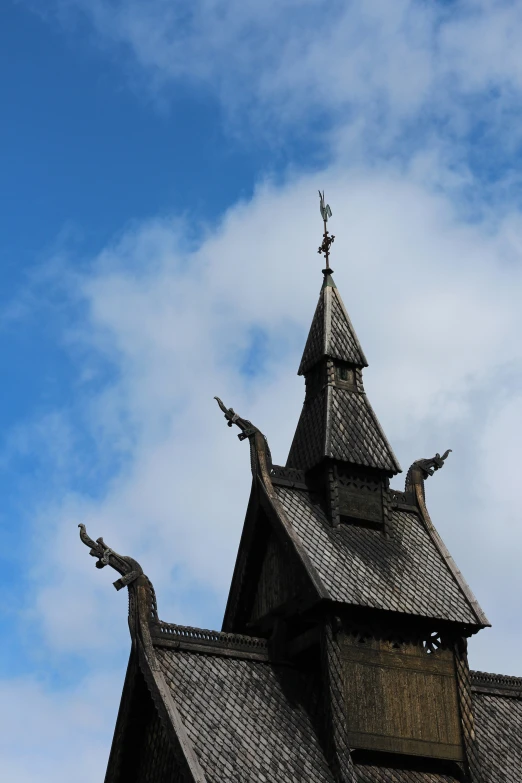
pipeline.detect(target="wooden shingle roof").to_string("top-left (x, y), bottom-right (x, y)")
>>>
top-left (471, 671), bottom-right (522, 782)
top-left (298, 274), bottom-right (368, 374)
top-left (101, 619), bottom-right (521, 783)
top-left (273, 484), bottom-right (483, 625)
top-left (287, 384), bottom-right (401, 473)
top-left (156, 645), bottom-right (335, 783)
top-left (288, 271), bottom-right (401, 475)
top-left (354, 766), bottom-right (460, 782)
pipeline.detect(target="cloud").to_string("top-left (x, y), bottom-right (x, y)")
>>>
top-left (0, 671), bottom-right (120, 783)
top-left (47, 0), bottom-right (522, 160)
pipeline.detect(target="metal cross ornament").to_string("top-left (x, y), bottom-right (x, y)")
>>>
top-left (318, 190), bottom-right (335, 269)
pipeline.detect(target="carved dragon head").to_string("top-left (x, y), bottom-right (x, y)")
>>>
top-left (414, 449), bottom-right (452, 480)
top-left (78, 523), bottom-right (144, 591)
top-left (403, 449), bottom-right (452, 505)
top-left (214, 396), bottom-right (272, 474)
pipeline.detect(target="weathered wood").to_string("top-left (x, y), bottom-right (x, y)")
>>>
top-left (251, 530), bottom-right (303, 622)
top-left (105, 651), bottom-right (195, 783)
top-left (342, 632), bottom-right (463, 762)
top-left (455, 639), bottom-right (484, 783)
top-left (104, 652), bottom-right (139, 783)
top-left (338, 485), bottom-right (383, 525)
top-left (321, 620), bottom-right (357, 783)
top-left (138, 643), bottom-right (208, 783)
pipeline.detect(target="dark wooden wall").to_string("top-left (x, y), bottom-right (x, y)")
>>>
top-left (250, 530), bottom-right (303, 623)
top-left (341, 632), bottom-right (463, 762)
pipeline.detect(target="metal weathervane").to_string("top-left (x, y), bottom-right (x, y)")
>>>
top-left (318, 190), bottom-right (335, 270)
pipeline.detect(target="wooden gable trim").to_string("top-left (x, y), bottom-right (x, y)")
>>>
top-left (104, 648), bottom-right (140, 783)
top-left (222, 457), bottom-right (330, 634)
top-left (103, 642), bottom-right (205, 783)
top-left (415, 484), bottom-right (489, 628)
top-left (258, 479), bottom-right (329, 602)
top-left (221, 478), bottom-right (267, 633)
top-left (255, 430), bottom-right (330, 602)
top-left (133, 577), bottom-right (208, 783)
top-left (136, 640), bottom-right (208, 783)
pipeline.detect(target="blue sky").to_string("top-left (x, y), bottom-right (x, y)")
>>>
top-left (3, 0), bottom-right (522, 779)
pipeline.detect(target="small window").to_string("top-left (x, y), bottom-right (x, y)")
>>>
top-left (337, 365), bottom-right (354, 384)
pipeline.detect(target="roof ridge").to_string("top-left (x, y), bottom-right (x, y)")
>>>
top-left (329, 285), bottom-right (368, 367)
top-left (471, 669), bottom-right (522, 693)
top-left (152, 621), bottom-right (269, 659)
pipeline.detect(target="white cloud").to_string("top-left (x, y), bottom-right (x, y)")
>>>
top-left (49, 0), bottom-right (522, 154)
top-left (0, 671), bottom-right (120, 783)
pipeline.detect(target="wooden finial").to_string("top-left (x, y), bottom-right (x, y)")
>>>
top-left (318, 190), bottom-right (335, 272)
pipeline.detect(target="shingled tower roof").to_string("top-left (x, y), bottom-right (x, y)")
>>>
top-left (287, 268), bottom-right (401, 475)
top-left (298, 271), bottom-right (368, 374)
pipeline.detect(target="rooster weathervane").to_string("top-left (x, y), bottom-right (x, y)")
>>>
top-left (318, 190), bottom-right (335, 270)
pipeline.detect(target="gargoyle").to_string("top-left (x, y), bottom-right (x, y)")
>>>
top-left (78, 523), bottom-right (144, 591)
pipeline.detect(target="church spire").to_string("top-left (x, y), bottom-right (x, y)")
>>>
top-left (287, 194), bottom-right (400, 478)
top-left (299, 192), bottom-right (368, 374)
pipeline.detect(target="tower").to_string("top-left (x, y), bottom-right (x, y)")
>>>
top-left (79, 196), bottom-right (521, 783)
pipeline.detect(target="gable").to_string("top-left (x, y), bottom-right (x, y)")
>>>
top-left (222, 479), bottom-right (324, 633)
top-left (250, 526), bottom-right (307, 624)
top-left (106, 653), bottom-right (190, 783)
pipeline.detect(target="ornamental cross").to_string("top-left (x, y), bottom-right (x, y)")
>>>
top-left (318, 190), bottom-right (335, 269)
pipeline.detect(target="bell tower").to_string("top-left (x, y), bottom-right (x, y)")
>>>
top-left (286, 263), bottom-right (400, 531)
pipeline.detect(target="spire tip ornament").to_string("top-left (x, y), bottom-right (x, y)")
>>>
top-left (318, 190), bottom-right (335, 272)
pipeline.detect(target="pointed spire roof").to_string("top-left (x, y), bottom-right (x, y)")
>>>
top-left (298, 271), bottom-right (368, 374)
top-left (288, 269), bottom-right (401, 475)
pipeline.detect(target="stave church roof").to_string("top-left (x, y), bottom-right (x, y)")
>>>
top-left (100, 619), bottom-right (522, 783)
